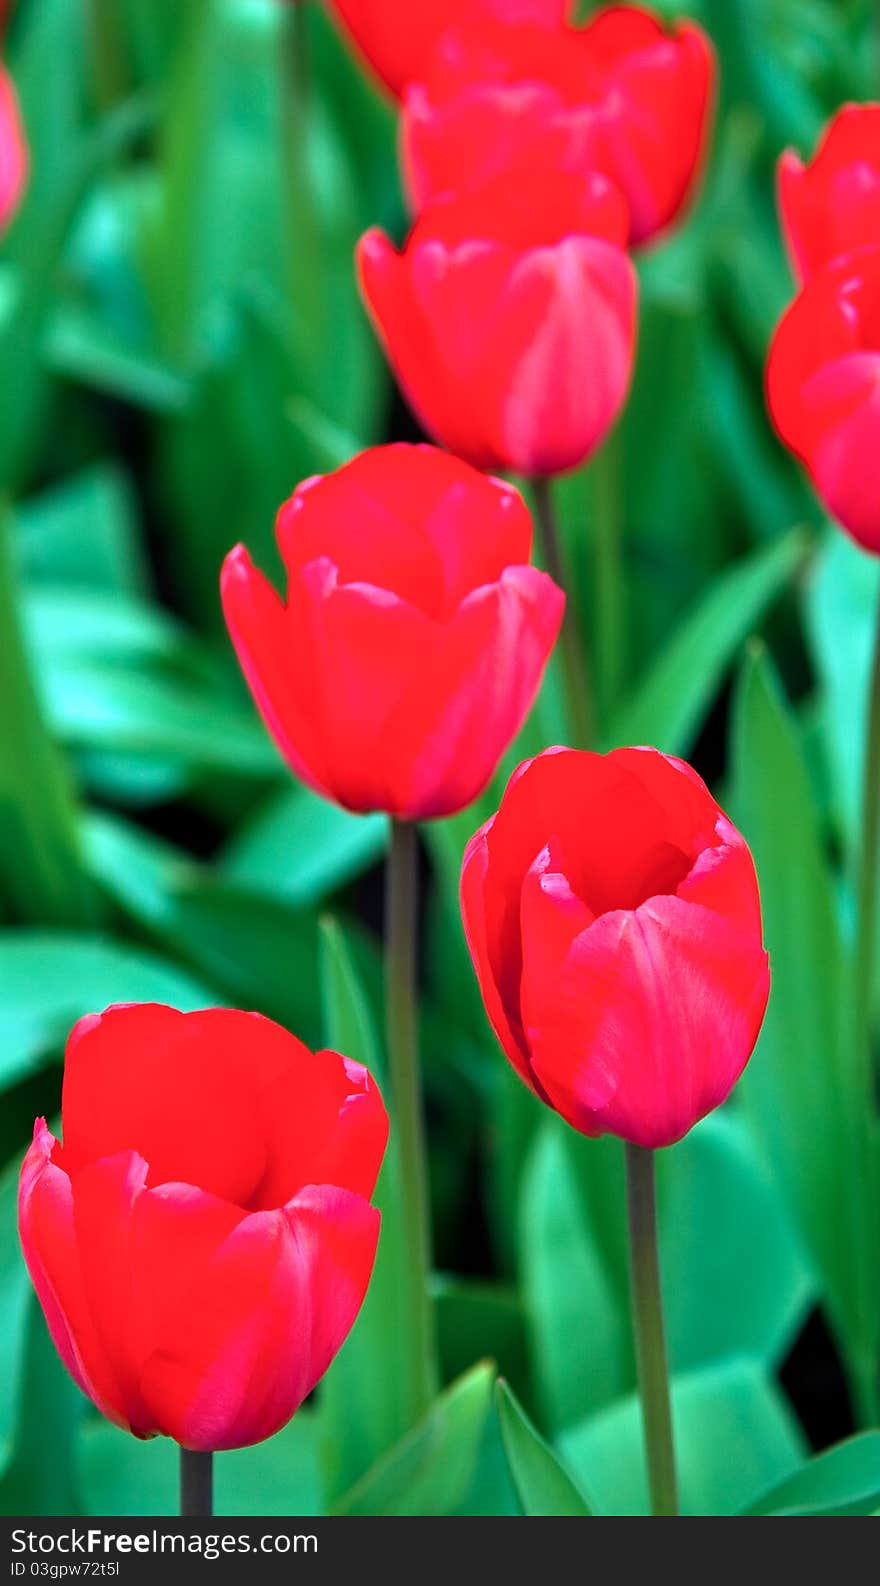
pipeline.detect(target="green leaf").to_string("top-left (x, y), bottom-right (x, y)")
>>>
top-left (520, 1120), bottom-right (631, 1431)
top-left (496, 1381), bottom-right (593, 1517)
top-left (87, 814), bottom-right (323, 1045)
top-left (658, 1112), bottom-right (815, 1373)
top-left (746, 1433), bottom-right (880, 1517)
top-left (0, 932), bottom-right (217, 1089)
top-left (316, 919), bottom-right (411, 1500)
top-left (804, 529), bottom-right (880, 851)
top-left (332, 1364), bottom-right (496, 1517)
top-left (521, 1110), bottom-right (814, 1438)
top-left (0, 1158), bottom-right (32, 1475)
top-left (731, 646), bottom-right (878, 1401)
top-left (435, 1278), bottom-right (529, 1392)
top-left (0, 1297), bottom-right (83, 1516)
top-left (608, 530), bottom-right (805, 757)
top-left (0, 510), bottom-right (99, 927)
top-left (80, 1411), bottom-right (321, 1518)
top-left (223, 784), bottom-right (387, 910)
top-left (561, 1357), bottom-right (805, 1517)
top-left (15, 464), bottom-right (149, 594)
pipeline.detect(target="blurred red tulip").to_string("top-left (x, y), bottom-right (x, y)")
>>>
top-left (19, 1005), bottom-right (388, 1451)
top-left (222, 445), bottom-right (564, 818)
top-left (324, 0), bottom-right (570, 99)
top-left (0, 64), bottom-right (26, 232)
top-left (460, 746), bottom-right (769, 1149)
top-left (357, 170), bottom-right (636, 476)
top-left (778, 104), bottom-right (880, 283)
top-left (767, 245), bottom-right (880, 553)
top-left (402, 5), bottom-right (715, 244)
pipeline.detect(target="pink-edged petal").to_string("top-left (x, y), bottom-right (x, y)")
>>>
top-left (525, 895), bottom-right (770, 1148)
top-left (384, 565), bottom-right (564, 818)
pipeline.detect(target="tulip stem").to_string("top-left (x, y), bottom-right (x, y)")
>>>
top-left (625, 1144), bottom-right (678, 1517)
top-left (592, 435), bottom-right (625, 723)
top-left (532, 477), bottom-right (595, 747)
top-left (385, 818), bottom-right (437, 1425)
top-left (179, 1450), bottom-right (213, 1518)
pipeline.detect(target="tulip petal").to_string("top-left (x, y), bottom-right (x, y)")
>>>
top-left (132, 1182), bottom-right (379, 1451)
top-left (221, 543), bottom-right (334, 800)
top-left (524, 895), bottom-right (770, 1148)
top-left (19, 1122), bottom-right (130, 1430)
top-left (384, 565), bottom-right (564, 818)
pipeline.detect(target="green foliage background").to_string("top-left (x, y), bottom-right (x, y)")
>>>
top-left (1, 0), bottom-right (880, 1517)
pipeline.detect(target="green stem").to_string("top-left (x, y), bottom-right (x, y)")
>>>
top-left (625, 1145), bottom-right (678, 1517)
top-left (532, 477), bottom-right (595, 748)
top-left (385, 818), bottom-right (437, 1424)
top-left (592, 435), bottom-right (625, 724)
top-left (179, 1449), bottom-right (213, 1517)
top-left (83, 0), bottom-right (129, 111)
top-left (279, 2), bottom-right (324, 385)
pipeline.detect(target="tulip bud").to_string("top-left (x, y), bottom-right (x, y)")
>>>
top-left (460, 746), bottom-right (770, 1149)
top-left (402, 5), bottom-right (715, 245)
top-left (357, 171), bottom-right (637, 478)
top-left (778, 103), bottom-right (880, 284)
top-left (766, 244), bottom-right (880, 553)
top-left (221, 445), bottom-right (564, 818)
top-left (323, 0), bottom-right (569, 99)
top-left (19, 1004), bottom-right (388, 1451)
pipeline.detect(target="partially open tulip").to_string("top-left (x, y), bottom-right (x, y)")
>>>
top-left (324, 0), bottom-right (570, 99)
top-left (0, 64), bottom-right (26, 232)
top-left (357, 172), bottom-right (637, 476)
top-left (461, 747), bottom-right (769, 1149)
top-left (766, 245), bottom-right (880, 553)
top-left (19, 1005), bottom-right (388, 1451)
top-left (778, 104), bottom-right (880, 284)
top-left (402, 5), bottom-right (715, 244)
top-left (222, 445), bottom-right (564, 817)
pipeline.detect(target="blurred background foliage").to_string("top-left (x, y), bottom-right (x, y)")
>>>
top-left (2, 0), bottom-right (880, 1518)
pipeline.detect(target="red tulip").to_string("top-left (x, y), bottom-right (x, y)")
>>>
top-left (401, 5), bottom-right (715, 244)
top-left (460, 746), bottom-right (769, 1149)
top-left (0, 64), bottom-right (26, 233)
top-left (324, 0), bottom-right (570, 99)
top-left (222, 445), bottom-right (564, 818)
top-left (766, 245), bottom-right (880, 553)
top-left (19, 1005), bottom-right (388, 1451)
top-left (778, 104), bottom-right (880, 284)
top-left (357, 171), bottom-right (637, 476)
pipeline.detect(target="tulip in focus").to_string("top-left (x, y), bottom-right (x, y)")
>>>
top-left (401, 5), bottom-right (715, 244)
top-left (0, 63), bottom-right (26, 233)
top-left (357, 172), bottom-right (637, 476)
top-left (460, 746), bottom-right (770, 1149)
top-left (766, 245), bottom-right (880, 553)
top-left (222, 445), bottom-right (564, 817)
top-left (324, 0), bottom-right (570, 99)
top-left (19, 1004), bottom-right (388, 1451)
top-left (778, 104), bottom-right (880, 283)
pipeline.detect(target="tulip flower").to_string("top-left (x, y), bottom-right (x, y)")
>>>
top-left (0, 64), bottom-right (26, 232)
top-left (19, 1004), bottom-right (388, 1453)
top-left (401, 5), bottom-right (715, 244)
top-left (766, 245), bottom-right (880, 553)
top-left (324, 0), bottom-right (570, 99)
top-left (460, 745), bottom-right (770, 1149)
top-left (357, 171), bottom-right (637, 477)
top-left (778, 104), bottom-right (880, 284)
top-left (221, 444), bottom-right (564, 818)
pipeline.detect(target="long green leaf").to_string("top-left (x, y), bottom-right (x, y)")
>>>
top-left (608, 530), bottom-right (805, 755)
top-left (496, 1381), bottom-right (593, 1517)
